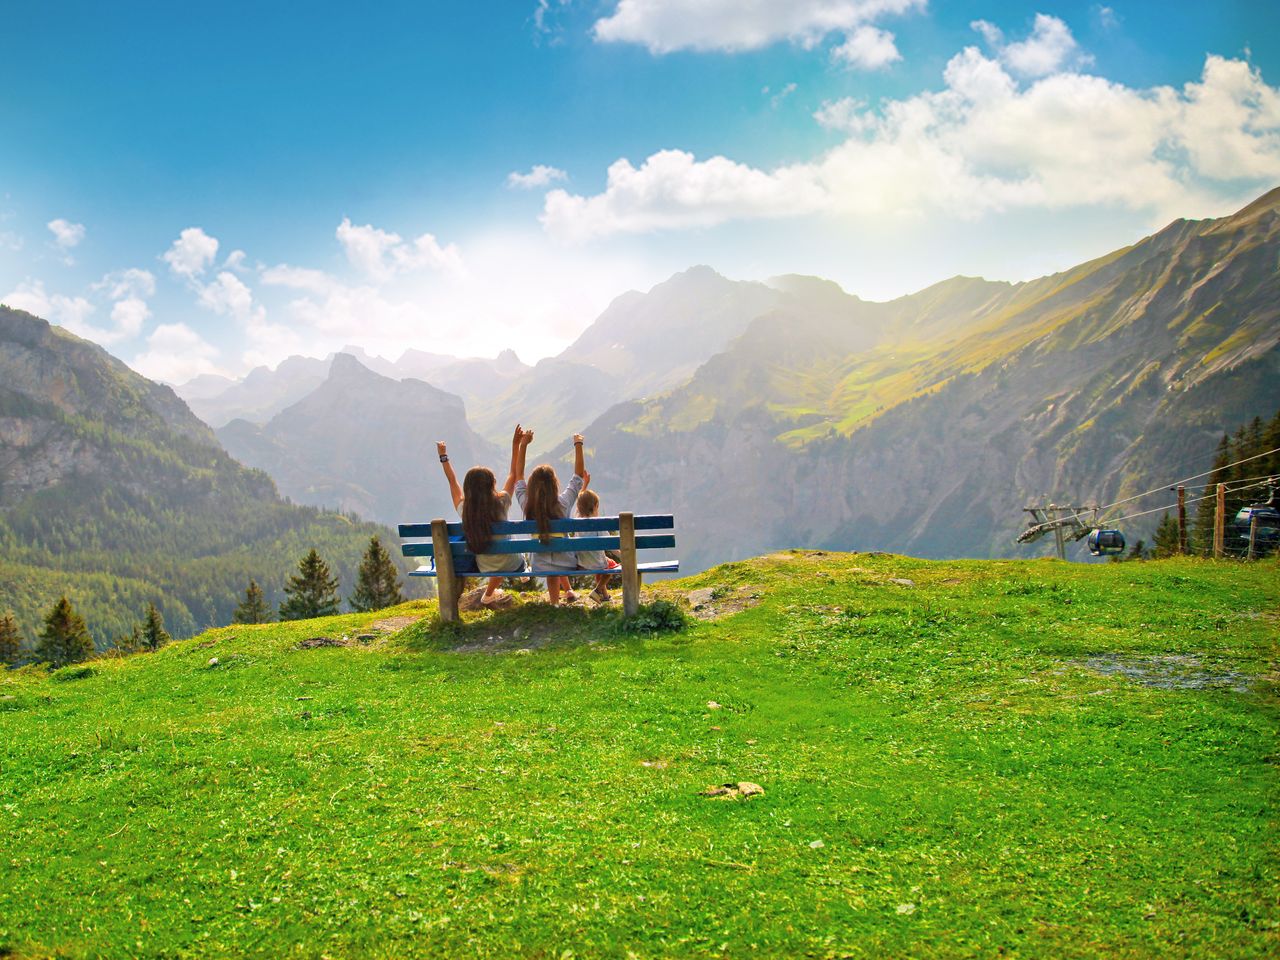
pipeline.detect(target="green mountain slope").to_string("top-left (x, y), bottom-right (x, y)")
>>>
top-left (574, 188), bottom-right (1280, 569)
top-left (0, 307), bottom-right (426, 647)
top-left (0, 553), bottom-right (1274, 957)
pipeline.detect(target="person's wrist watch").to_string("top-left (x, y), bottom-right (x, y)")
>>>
top-left (439, 454), bottom-right (449, 463)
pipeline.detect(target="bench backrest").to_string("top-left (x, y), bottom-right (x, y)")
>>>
top-left (397, 515), bottom-right (675, 558)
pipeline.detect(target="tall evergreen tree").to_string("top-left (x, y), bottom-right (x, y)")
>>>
top-left (0, 611), bottom-right (23, 666)
top-left (279, 549), bottom-right (341, 621)
top-left (233, 579), bottom-right (270, 624)
top-left (35, 596), bottom-right (95, 668)
top-left (142, 602), bottom-right (171, 652)
top-left (112, 625), bottom-right (144, 656)
top-left (1152, 512), bottom-right (1181, 559)
top-left (350, 535), bottom-right (405, 613)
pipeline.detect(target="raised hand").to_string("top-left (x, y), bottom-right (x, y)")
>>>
top-left (521, 428), bottom-right (534, 447)
top-left (573, 433), bottom-right (584, 445)
top-left (511, 422), bottom-right (523, 445)
top-left (436, 441), bottom-right (447, 458)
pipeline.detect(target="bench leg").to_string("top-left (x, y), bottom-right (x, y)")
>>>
top-left (431, 519), bottom-right (460, 623)
top-left (620, 512), bottom-right (640, 617)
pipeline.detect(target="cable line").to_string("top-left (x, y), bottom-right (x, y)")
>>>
top-left (1096, 444), bottom-right (1280, 521)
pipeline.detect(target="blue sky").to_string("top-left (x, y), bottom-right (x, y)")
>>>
top-left (2, 1), bottom-right (1277, 382)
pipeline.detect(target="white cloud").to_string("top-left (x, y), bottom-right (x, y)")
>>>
top-left (543, 49), bottom-right (1280, 241)
top-left (223, 249), bottom-right (248, 271)
top-left (974, 13), bottom-right (1090, 78)
top-left (198, 271), bottom-right (266, 325)
top-left (542, 149), bottom-right (827, 242)
top-left (129, 323), bottom-right (223, 385)
top-left (96, 268), bottom-right (156, 301)
top-left (507, 164), bottom-right (569, 189)
top-left (47, 218), bottom-right (86, 249)
top-left (336, 218), bottom-right (464, 280)
top-left (2, 280), bottom-right (94, 330)
top-left (592, 0), bottom-right (924, 53)
top-left (163, 227), bottom-right (219, 278)
top-left (109, 297), bottom-right (151, 339)
top-left (832, 25), bottom-right (901, 70)
top-left (767, 82), bottom-right (799, 109)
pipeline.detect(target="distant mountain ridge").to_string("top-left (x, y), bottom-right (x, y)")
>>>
top-left (217, 353), bottom-right (500, 525)
top-left (0, 307), bottom-right (426, 646)
top-left (565, 187), bottom-right (1280, 568)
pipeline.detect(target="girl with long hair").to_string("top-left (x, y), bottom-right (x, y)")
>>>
top-left (515, 433), bottom-right (588, 605)
top-left (437, 423), bottom-right (529, 607)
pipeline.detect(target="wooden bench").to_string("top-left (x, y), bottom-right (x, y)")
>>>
top-left (397, 513), bottom-right (678, 621)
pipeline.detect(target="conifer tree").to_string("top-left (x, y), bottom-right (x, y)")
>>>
top-left (1152, 512), bottom-right (1181, 559)
top-left (36, 596), bottom-right (95, 668)
top-left (233, 579), bottom-right (270, 624)
top-left (279, 549), bottom-right (341, 621)
top-left (0, 611), bottom-right (23, 666)
top-left (350, 535), bottom-right (405, 613)
top-left (142, 603), bottom-right (171, 652)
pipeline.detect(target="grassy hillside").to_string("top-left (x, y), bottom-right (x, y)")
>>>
top-left (1, 553), bottom-right (1276, 958)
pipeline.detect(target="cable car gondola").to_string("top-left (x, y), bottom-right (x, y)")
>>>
top-left (1232, 482), bottom-right (1280, 557)
top-left (1087, 528), bottom-right (1126, 556)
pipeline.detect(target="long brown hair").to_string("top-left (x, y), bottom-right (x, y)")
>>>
top-left (524, 465), bottom-right (563, 543)
top-left (461, 467), bottom-right (504, 553)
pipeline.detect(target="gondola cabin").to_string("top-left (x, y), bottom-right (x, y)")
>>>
top-left (1087, 528), bottom-right (1126, 556)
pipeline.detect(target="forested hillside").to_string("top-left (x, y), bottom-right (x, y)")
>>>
top-left (0, 307), bottom-right (427, 649)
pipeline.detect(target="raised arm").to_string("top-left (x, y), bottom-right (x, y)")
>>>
top-left (437, 441), bottom-right (463, 510)
top-left (573, 433), bottom-right (586, 479)
top-left (501, 423), bottom-right (522, 498)
top-left (516, 427), bottom-right (534, 480)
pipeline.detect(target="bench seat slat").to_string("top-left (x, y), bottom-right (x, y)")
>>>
top-left (410, 560), bottom-right (681, 578)
top-left (403, 534), bottom-right (675, 558)
top-left (398, 514), bottom-right (674, 539)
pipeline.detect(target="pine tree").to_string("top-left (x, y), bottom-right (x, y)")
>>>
top-left (35, 596), bottom-right (95, 668)
top-left (142, 603), bottom-right (171, 652)
top-left (350, 535), bottom-right (405, 613)
top-left (233, 579), bottom-right (270, 624)
top-left (279, 549), bottom-right (341, 621)
top-left (0, 611), bottom-right (23, 665)
top-left (1152, 512), bottom-right (1181, 559)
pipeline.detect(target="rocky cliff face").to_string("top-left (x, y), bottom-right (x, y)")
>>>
top-left (217, 353), bottom-right (500, 524)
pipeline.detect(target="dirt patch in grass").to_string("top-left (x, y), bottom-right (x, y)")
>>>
top-left (685, 586), bottom-right (764, 621)
top-left (369, 615), bottom-right (423, 632)
top-left (1077, 654), bottom-right (1254, 692)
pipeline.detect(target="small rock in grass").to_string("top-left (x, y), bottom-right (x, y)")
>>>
top-left (890, 578), bottom-right (916, 587)
top-left (707, 700), bottom-right (722, 710)
top-left (896, 903), bottom-right (916, 915)
top-left (809, 839), bottom-right (825, 849)
top-left (208, 657), bottom-right (219, 667)
top-left (687, 588), bottom-right (716, 609)
top-left (736, 781), bottom-right (764, 797)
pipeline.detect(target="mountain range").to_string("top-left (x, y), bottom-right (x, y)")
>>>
top-left (0, 307), bottom-right (428, 646)
top-left (173, 189), bottom-right (1279, 567)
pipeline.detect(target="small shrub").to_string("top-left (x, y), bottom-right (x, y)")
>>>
top-left (620, 600), bottom-right (688, 634)
top-left (52, 665), bottom-right (97, 682)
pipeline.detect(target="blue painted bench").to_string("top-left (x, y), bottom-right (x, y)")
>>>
top-left (397, 512), bottom-right (678, 620)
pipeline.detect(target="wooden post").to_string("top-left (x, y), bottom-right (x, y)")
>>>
top-left (431, 519), bottom-right (459, 623)
top-left (1176, 485), bottom-right (1187, 554)
top-left (1248, 512), bottom-right (1259, 561)
top-left (619, 511), bottom-right (640, 617)
top-left (1213, 483), bottom-right (1226, 558)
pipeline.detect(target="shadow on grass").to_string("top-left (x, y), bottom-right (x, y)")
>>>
top-left (395, 599), bottom-right (688, 654)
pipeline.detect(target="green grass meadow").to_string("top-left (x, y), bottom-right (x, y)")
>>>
top-left (1, 552), bottom-right (1277, 958)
